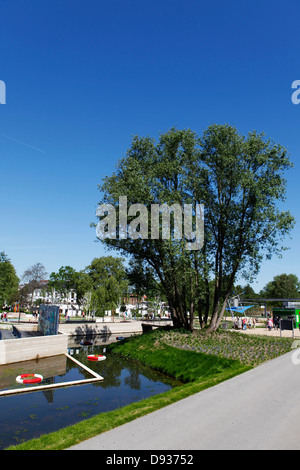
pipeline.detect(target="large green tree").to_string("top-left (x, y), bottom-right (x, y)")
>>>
top-left (85, 256), bottom-right (128, 316)
top-left (48, 266), bottom-right (93, 311)
top-left (95, 125), bottom-right (294, 331)
top-left (96, 128), bottom-right (204, 329)
top-left (196, 125), bottom-right (294, 330)
top-left (260, 273), bottom-right (300, 299)
top-left (0, 252), bottom-right (19, 306)
top-left (126, 259), bottom-right (158, 300)
top-left (48, 266), bottom-right (79, 305)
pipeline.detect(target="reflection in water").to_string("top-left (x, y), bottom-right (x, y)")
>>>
top-left (0, 338), bottom-right (180, 449)
top-left (0, 355), bottom-right (69, 393)
top-left (71, 327), bottom-right (112, 345)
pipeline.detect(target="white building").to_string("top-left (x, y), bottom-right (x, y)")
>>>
top-left (21, 280), bottom-right (83, 316)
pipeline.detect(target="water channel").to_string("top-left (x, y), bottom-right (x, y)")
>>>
top-left (0, 334), bottom-right (181, 449)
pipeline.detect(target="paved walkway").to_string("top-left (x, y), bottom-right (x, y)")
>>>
top-left (68, 347), bottom-right (300, 450)
top-left (236, 326), bottom-right (300, 338)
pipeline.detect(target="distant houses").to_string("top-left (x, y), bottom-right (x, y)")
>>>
top-left (18, 281), bottom-right (170, 319)
top-left (19, 280), bottom-right (82, 317)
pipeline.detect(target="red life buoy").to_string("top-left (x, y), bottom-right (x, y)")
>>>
top-left (16, 373), bottom-right (43, 384)
top-left (87, 355), bottom-right (106, 362)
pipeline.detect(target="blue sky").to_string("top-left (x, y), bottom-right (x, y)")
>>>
top-left (0, 0), bottom-right (299, 293)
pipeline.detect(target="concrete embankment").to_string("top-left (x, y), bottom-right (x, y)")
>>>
top-left (58, 319), bottom-right (171, 337)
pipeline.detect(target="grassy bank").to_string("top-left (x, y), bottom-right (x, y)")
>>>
top-left (107, 328), bottom-right (249, 382)
top-left (159, 328), bottom-right (294, 366)
top-left (6, 328), bottom-right (293, 450)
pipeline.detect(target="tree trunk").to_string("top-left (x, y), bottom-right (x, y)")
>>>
top-left (208, 265), bottom-right (238, 331)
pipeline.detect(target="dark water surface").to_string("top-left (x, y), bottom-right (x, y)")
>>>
top-left (0, 339), bottom-right (179, 449)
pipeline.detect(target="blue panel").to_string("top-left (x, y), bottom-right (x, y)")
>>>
top-left (38, 304), bottom-right (60, 336)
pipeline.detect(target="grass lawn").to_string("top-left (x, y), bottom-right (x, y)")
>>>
top-left (6, 327), bottom-right (293, 450)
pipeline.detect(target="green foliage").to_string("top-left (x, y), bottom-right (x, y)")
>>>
top-left (196, 125), bottom-right (294, 330)
top-left (96, 125), bottom-right (294, 331)
top-left (48, 265), bottom-right (80, 308)
top-left (160, 329), bottom-right (293, 367)
top-left (85, 256), bottom-right (128, 316)
top-left (108, 330), bottom-right (243, 382)
top-left (260, 273), bottom-right (300, 299)
top-left (0, 251), bottom-right (19, 306)
top-left (48, 266), bottom-right (78, 295)
top-left (48, 265), bottom-right (93, 309)
top-left (48, 257), bottom-right (128, 316)
top-left (126, 258), bottom-right (158, 299)
top-left (108, 328), bottom-right (293, 372)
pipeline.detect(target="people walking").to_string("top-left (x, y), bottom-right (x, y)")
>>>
top-left (267, 318), bottom-right (273, 331)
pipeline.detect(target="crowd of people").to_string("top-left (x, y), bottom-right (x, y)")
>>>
top-left (233, 317), bottom-right (256, 330)
top-left (233, 316), bottom-right (284, 331)
top-left (0, 312), bottom-right (8, 321)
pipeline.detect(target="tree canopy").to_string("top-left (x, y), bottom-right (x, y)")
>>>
top-left (0, 252), bottom-right (19, 306)
top-left (48, 266), bottom-right (77, 294)
top-left (260, 273), bottom-right (300, 299)
top-left (94, 125), bottom-right (294, 330)
top-left (84, 256), bottom-right (128, 316)
top-left (48, 265), bottom-right (92, 308)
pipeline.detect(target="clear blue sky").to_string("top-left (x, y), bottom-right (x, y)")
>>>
top-left (0, 0), bottom-right (299, 293)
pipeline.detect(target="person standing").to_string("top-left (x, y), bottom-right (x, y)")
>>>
top-left (267, 318), bottom-right (273, 331)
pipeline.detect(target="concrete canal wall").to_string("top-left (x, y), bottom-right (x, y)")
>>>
top-left (58, 320), bottom-right (143, 336)
top-left (58, 319), bottom-right (171, 336)
top-left (0, 319), bottom-right (171, 365)
top-left (0, 331), bottom-right (68, 365)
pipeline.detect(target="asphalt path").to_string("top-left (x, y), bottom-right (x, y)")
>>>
top-left (68, 348), bottom-right (300, 450)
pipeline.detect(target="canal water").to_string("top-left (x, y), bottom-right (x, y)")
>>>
top-left (0, 337), bottom-right (180, 449)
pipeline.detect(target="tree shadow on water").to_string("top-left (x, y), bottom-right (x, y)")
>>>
top-left (73, 324), bottom-right (112, 344)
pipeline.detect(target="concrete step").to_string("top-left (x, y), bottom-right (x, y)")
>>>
top-left (0, 329), bottom-right (15, 340)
